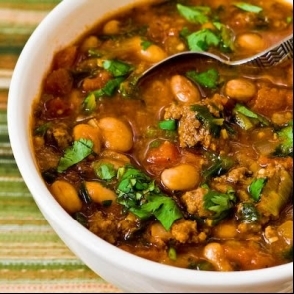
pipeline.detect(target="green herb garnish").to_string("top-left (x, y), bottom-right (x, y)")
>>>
top-left (93, 162), bottom-right (116, 180)
top-left (186, 29), bottom-right (220, 51)
top-left (275, 122), bottom-right (293, 157)
top-left (158, 119), bottom-right (177, 131)
top-left (203, 184), bottom-right (236, 224)
top-left (249, 177), bottom-right (267, 201)
top-left (57, 139), bottom-right (93, 173)
top-left (116, 165), bottom-right (183, 230)
top-left (177, 4), bottom-right (211, 25)
top-left (233, 2), bottom-right (263, 13)
top-left (141, 40), bottom-right (152, 50)
top-left (103, 60), bottom-right (133, 77)
top-left (191, 104), bottom-right (224, 137)
top-left (186, 68), bottom-right (219, 89)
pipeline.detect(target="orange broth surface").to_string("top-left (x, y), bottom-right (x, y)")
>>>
top-left (31, 0), bottom-right (293, 271)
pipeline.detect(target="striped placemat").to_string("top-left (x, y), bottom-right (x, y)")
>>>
top-left (0, 1), bottom-right (122, 292)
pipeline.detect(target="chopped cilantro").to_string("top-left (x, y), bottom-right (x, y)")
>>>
top-left (186, 29), bottom-right (220, 51)
top-left (57, 139), bottom-right (93, 173)
top-left (203, 184), bottom-right (236, 224)
top-left (103, 60), bottom-right (133, 77)
top-left (158, 119), bottom-right (177, 131)
top-left (213, 22), bottom-right (235, 52)
top-left (233, 2), bottom-right (263, 13)
top-left (83, 76), bottom-right (125, 112)
top-left (141, 40), bottom-right (152, 50)
top-left (116, 165), bottom-right (183, 230)
top-left (186, 68), bottom-right (219, 89)
top-left (249, 177), bottom-right (267, 202)
top-left (177, 4), bottom-right (211, 25)
top-left (82, 92), bottom-right (96, 112)
top-left (275, 123), bottom-right (293, 157)
top-left (168, 247), bottom-right (177, 261)
top-left (93, 162), bottom-right (116, 180)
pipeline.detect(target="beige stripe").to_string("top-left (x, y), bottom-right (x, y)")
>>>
top-left (0, 283), bottom-right (122, 293)
top-left (0, 8), bottom-right (49, 25)
top-left (0, 70), bottom-right (12, 90)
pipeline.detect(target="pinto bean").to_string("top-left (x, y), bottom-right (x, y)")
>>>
top-left (203, 242), bottom-right (233, 271)
top-left (97, 117), bottom-right (133, 152)
top-left (170, 75), bottom-right (201, 104)
top-left (123, 36), bottom-right (167, 63)
top-left (161, 163), bottom-right (200, 191)
top-left (73, 123), bottom-right (101, 154)
top-left (80, 35), bottom-right (101, 52)
top-left (213, 222), bottom-right (238, 239)
top-left (236, 33), bottom-right (266, 52)
top-left (103, 20), bottom-right (121, 35)
top-left (225, 78), bottom-right (257, 101)
top-left (84, 181), bottom-right (117, 204)
top-left (50, 180), bottom-right (82, 214)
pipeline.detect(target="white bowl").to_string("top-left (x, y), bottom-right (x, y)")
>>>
top-left (8, 0), bottom-right (293, 292)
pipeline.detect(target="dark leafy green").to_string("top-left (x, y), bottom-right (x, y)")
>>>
top-left (275, 122), bottom-right (293, 157)
top-left (191, 104), bottom-right (224, 137)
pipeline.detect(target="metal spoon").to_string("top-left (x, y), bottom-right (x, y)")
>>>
top-left (139, 34), bottom-right (293, 81)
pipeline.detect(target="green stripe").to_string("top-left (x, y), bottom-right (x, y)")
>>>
top-left (0, 109), bottom-right (7, 123)
top-left (0, 159), bottom-right (20, 173)
top-left (0, 231), bottom-right (62, 243)
top-left (0, 261), bottom-right (88, 271)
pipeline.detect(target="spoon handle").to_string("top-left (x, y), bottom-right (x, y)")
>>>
top-left (241, 34), bottom-right (293, 68)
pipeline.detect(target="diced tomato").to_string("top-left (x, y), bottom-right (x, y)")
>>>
top-left (146, 141), bottom-right (180, 167)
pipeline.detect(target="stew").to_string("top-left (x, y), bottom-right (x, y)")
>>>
top-left (31, 0), bottom-right (293, 271)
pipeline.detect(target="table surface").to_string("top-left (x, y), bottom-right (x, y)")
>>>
top-left (0, 1), bottom-right (122, 292)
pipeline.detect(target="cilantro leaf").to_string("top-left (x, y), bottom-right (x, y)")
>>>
top-left (203, 185), bottom-right (236, 223)
top-left (177, 4), bottom-right (211, 25)
top-left (249, 177), bottom-right (267, 202)
top-left (57, 139), bottom-right (93, 173)
top-left (212, 22), bottom-right (235, 52)
top-left (186, 29), bottom-right (220, 51)
top-left (233, 2), bottom-right (263, 13)
top-left (116, 165), bottom-right (183, 230)
top-left (93, 162), bottom-right (116, 180)
top-left (103, 60), bottom-right (133, 77)
top-left (130, 195), bottom-right (183, 231)
top-left (83, 76), bottom-right (125, 112)
top-left (141, 40), bottom-right (152, 50)
top-left (186, 68), bottom-right (219, 88)
top-left (275, 123), bottom-right (293, 157)
top-left (158, 119), bottom-right (177, 131)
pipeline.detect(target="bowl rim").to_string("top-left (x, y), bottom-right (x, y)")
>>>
top-left (7, 0), bottom-right (294, 288)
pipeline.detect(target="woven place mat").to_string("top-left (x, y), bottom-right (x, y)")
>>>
top-left (0, 1), bottom-right (122, 292)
